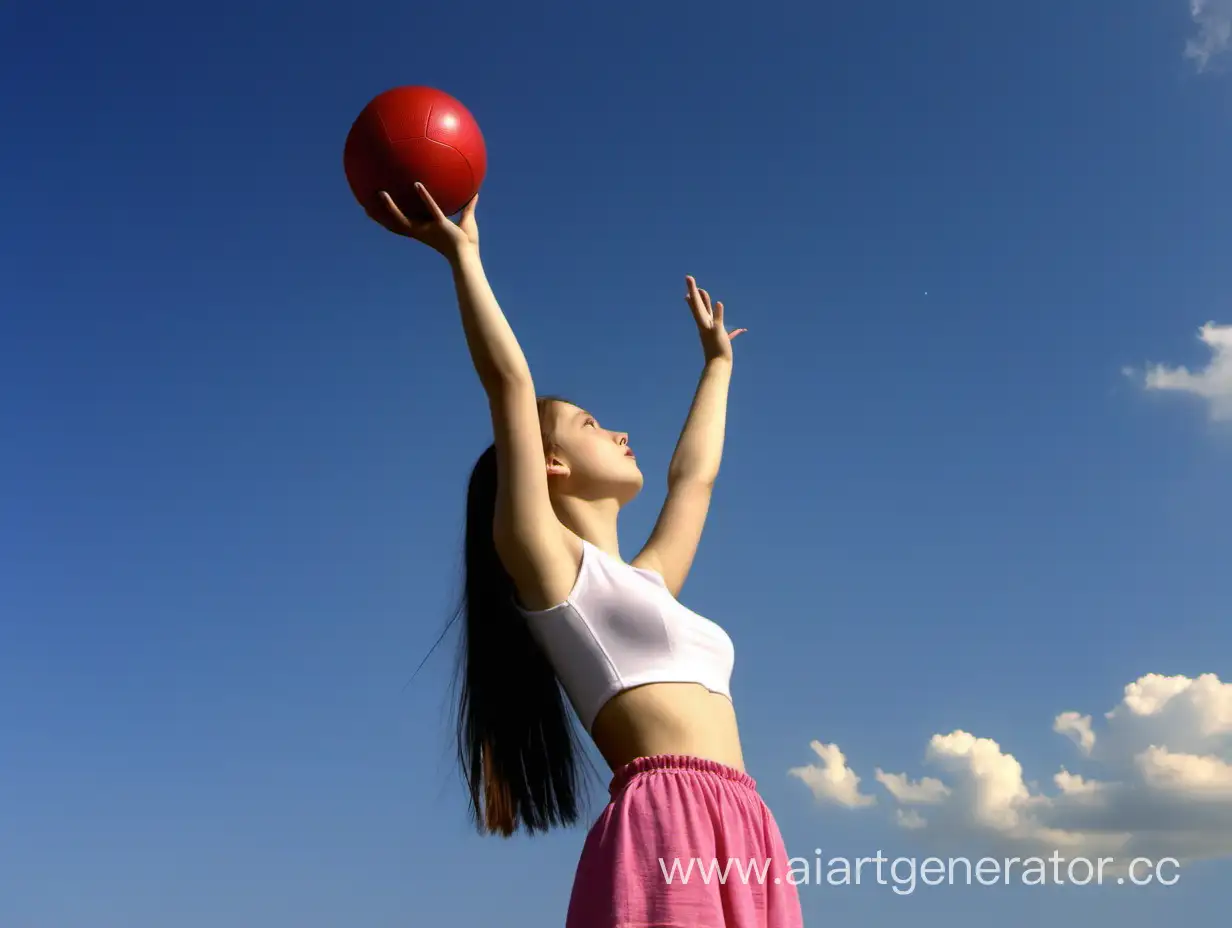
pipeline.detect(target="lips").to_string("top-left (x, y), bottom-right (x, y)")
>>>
top-left (625, 449), bottom-right (635, 457)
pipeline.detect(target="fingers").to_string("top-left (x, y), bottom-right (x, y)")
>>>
top-left (713, 301), bottom-right (746, 340)
top-left (684, 276), bottom-right (745, 346)
top-left (686, 277), bottom-right (713, 316)
top-left (684, 276), bottom-right (708, 326)
top-left (685, 277), bottom-right (713, 311)
top-left (686, 276), bottom-right (707, 307)
top-left (694, 284), bottom-right (713, 317)
top-left (378, 191), bottom-right (413, 229)
top-left (412, 182), bottom-right (450, 223)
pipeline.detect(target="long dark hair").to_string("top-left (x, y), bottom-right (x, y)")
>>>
top-left (452, 396), bottom-right (590, 836)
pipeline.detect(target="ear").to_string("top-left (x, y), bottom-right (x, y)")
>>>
top-left (546, 454), bottom-right (570, 479)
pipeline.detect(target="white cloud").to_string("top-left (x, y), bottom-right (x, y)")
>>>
top-left (875, 769), bottom-right (951, 804)
top-left (1054, 711), bottom-right (1095, 755)
top-left (1184, 0), bottom-right (1232, 71)
top-left (896, 808), bottom-right (927, 829)
top-left (788, 740), bottom-right (876, 808)
top-left (792, 673), bottom-right (1232, 867)
top-left (1135, 322), bottom-right (1232, 421)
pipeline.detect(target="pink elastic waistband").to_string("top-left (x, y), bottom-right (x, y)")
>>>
top-left (608, 753), bottom-right (757, 797)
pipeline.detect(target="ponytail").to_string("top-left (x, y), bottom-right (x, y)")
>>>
top-left (452, 402), bottom-right (589, 836)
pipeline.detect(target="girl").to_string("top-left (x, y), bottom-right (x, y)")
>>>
top-left (381, 184), bottom-right (803, 927)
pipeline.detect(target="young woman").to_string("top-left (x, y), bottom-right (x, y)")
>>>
top-left (381, 184), bottom-right (803, 927)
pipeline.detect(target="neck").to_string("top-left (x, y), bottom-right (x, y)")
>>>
top-left (552, 495), bottom-right (623, 559)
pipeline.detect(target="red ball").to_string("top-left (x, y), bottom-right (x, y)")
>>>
top-left (343, 86), bottom-right (487, 236)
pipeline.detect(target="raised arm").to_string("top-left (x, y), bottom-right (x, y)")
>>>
top-left (633, 277), bottom-right (745, 597)
top-left (379, 187), bottom-right (576, 609)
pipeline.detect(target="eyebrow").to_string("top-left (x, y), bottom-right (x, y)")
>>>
top-left (574, 408), bottom-right (593, 421)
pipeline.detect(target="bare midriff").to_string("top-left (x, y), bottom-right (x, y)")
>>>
top-left (588, 682), bottom-right (745, 773)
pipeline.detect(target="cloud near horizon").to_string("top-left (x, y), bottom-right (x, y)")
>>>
top-left (1126, 322), bottom-right (1232, 422)
top-left (790, 673), bottom-right (1232, 867)
top-left (1184, 0), bottom-right (1232, 71)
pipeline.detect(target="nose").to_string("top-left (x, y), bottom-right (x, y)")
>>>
top-left (616, 432), bottom-right (628, 445)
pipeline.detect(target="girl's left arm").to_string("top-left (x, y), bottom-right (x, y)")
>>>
top-left (633, 277), bottom-right (745, 596)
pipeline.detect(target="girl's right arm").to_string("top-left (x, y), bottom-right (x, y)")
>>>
top-left (447, 245), bottom-right (579, 608)
top-left (378, 187), bottom-right (577, 610)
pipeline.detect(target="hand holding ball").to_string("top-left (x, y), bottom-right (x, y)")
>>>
top-left (343, 86), bottom-right (487, 236)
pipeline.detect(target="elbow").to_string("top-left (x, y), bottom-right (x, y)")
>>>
top-left (667, 470), bottom-right (716, 491)
top-left (480, 363), bottom-right (534, 396)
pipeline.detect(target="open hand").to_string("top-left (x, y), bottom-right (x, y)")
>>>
top-left (378, 184), bottom-right (479, 259)
top-left (685, 276), bottom-right (745, 362)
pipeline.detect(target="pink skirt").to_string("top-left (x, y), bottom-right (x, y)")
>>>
top-left (566, 754), bottom-right (804, 928)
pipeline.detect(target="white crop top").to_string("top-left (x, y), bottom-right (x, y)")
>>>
top-left (517, 538), bottom-right (735, 732)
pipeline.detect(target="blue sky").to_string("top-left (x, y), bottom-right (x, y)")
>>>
top-left (2, 0), bottom-right (1231, 925)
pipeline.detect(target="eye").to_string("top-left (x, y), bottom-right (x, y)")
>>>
top-left (584, 418), bottom-right (597, 427)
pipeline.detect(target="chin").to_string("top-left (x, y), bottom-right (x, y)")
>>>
top-left (616, 487), bottom-right (641, 507)
top-left (622, 474), bottom-right (644, 502)
top-left (612, 469), bottom-right (643, 505)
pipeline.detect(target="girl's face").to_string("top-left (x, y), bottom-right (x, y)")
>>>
top-left (542, 401), bottom-right (642, 503)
